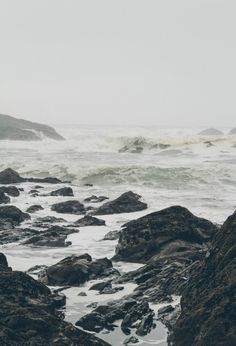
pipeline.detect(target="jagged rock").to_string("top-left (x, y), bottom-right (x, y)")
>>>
top-left (0, 253), bottom-right (109, 346)
top-left (136, 311), bottom-right (154, 336)
top-left (23, 226), bottom-right (78, 247)
top-left (76, 312), bottom-right (115, 332)
top-left (0, 228), bottom-right (39, 245)
top-left (0, 192), bottom-right (10, 204)
top-left (51, 200), bottom-right (85, 215)
top-left (32, 216), bottom-right (66, 228)
top-left (50, 187), bottom-right (74, 196)
top-left (0, 206), bottom-right (30, 225)
top-left (169, 210), bottom-right (236, 346)
top-left (84, 195), bottom-right (109, 203)
top-left (74, 215), bottom-right (106, 227)
top-left (198, 128), bottom-right (224, 136)
top-left (39, 254), bottom-right (119, 286)
top-left (123, 336), bottom-right (139, 344)
top-left (103, 230), bottom-right (121, 240)
top-left (158, 305), bottom-right (174, 316)
top-left (93, 191), bottom-right (147, 215)
top-left (113, 205), bottom-right (217, 263)
top-left (121, 301), bottom-right (151, 334)
top-left (0, 186), bottom-right (20, 197)
top-left (89, 281), bottom-right (112, 291)
top-left (26, 205), bottom-right (44, 213)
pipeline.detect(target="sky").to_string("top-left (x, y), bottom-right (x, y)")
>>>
top-left (0, 0), bottom-right (235, 127)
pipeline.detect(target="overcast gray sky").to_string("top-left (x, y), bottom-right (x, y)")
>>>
top-left (0, 0), bottom-right (235, 126)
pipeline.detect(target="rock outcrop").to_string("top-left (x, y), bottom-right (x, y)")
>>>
top-left (50, 187), bottom-right (74, 197)
top-left (0, 168), bottom-right (62, 185)
top-left (0, 253), bottom-right (109, 346)
top-left (40, 254), bottom-right (119, 286)
top-left (0, 205), bottom-right (30, 225)
top-left (74, 215), bottom-right (106, 226)
top-left (169, 210), bottom-right (236, 346)
top-left (93, 191), bottom-right (147, 215)
top-left (51, 200), bottom-right (85, 215)
top-left (113, 205), bottom-right (217, 263)
top-left (0, 113), bottom-right (64, 141)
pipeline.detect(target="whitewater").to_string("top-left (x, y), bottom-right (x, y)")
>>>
top-left (1, 124), bottom-right (236, 345)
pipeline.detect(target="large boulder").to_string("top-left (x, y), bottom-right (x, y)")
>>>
top-left (51, 200), bottom-right (85, 214)
top-left (40, 254), bottom-right (119, 286)
top-left (50, 187), bottom-right (74, 196)
top-left (113, 205), bottom-right (217, 263)
top-left (0, 185), bottom-right (20, 197)
top-left (169, 210), bottom-right (236, 346)
top-left (0, 206), bottom-right (30, 225)
top-left (26, 205), bottom-right (44, 213)
top-left (93, 191), bottom-right (147, 215)
top-left (0, 168), bottom-right (24, 184)
top-left (0, 254), bottom-right (109, 346)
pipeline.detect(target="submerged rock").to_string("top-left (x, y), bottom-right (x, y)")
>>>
top-left (74, 215), bottom-right (106, 226)
top-left (169, 210), bottom-right (236, 346)
top-left (198, 128), bottom-right (224, 136)
top-left (84, 195), bottom-right (109, 203)
top-left (113, 205), bottom-right (217, 263)
top-left (0, 253), bottom-right (109, 346)
top-left (50, 187), bottom-right (74, 196)
top-left (0, 206), bottom-right (30, 225)
top-left (93, 191), bottom-right (147, 215)
top-left (40, 254), bottom-right (119, 286)
top-left (51, 200), bottom-right (85, 215)
top-left (26, 204), bottom-right (44, 213)
top-left (0, 192), bottom-right (10, 204)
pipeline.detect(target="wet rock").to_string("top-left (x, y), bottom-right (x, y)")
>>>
top-left (136, 311), bottom-right (154, 336)
top-left (158, 305), bottom-right (174, 316)
top-left (76, 312), bottom-right (114, 332)
top-left (103, 230), bottom-right (121, 240)
top-left (198, 128), bottom-right (224, 136)
top-left (78, 291), bottom-right (87, 296)
top-left (123, 336), bottom-right (139, 344)
top-left (121, 301), bottom-right (151, 334)
top-left (0, 191), bottom-right (10, 204)
top-left (89, 281), bottom-right (112, 291)
top-left (39, 254), bottom-right (119, 286)
top-left (50, 187), bottom-right (74, 196)
top-left (84, 183), bottom-right (93, 187)
top-left (51, 200), bottom-right (85, 215)
top-left (169, 210), bottom-right (236, 346)
top-left (26, 205), bottom-right (44, 213)
top-left (113, 205), bottom-right (217, 263)
top-left (0, 206), bottom-right (30, 225)
top-left (23, 225), bottom-right (78, 247)
top-left (93, 191), bottom-right (147, 215)
top-left (0, 186), bottom-right (20, 197)
top-left (74, 215), bottom-right (106, 226)
top-left (0, 168), bottom-right (24, 184)
top-left (84, 195), bottom-right (109, 203)
top-left (32, 215), bottom-right (66, 228)
top-left (0, 253), bottom-right (9, 269)
top-left (0, 228), bottom-right (39, 245)
top-left (28, 176), bottom-right (62, 184)
top-left (0, 253), bottom-right (109, 346)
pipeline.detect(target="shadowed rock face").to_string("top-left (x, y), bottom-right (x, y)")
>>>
top-left (0, 205), bottom-right (30, 225)
top-left (93, 191), bottom-right (147, 215)
top-left (113, 205), bottom-right (217, 263)
top-left (0, 168), bottom-right (63, 185)
top-left (0, 113), bottom-right (64, 141)
top-left (169, 211), bottom-right (236, 346)
top-left (0, 253), bottom-right (110, 346)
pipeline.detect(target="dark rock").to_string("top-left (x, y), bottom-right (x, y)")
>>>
top-left (89, 281), bottom-right (112, 291)
top-left (0, 168), bottom-right (24, 184)
top-left (103, 230), bottom-right (121, 240)
top-left (40, 254), bottom-right (118, 286)
top-left (29, 189), bottom-right (39, 194)
top-left (34, 185), bottom-right (43, 189)
top-left (74, 215), bottom-right (106, 227)
top-left (121, 301), bottom-right (151, 334)
top-left (0, 228), bottom-right (39, 245)
top-left (136, 311), bottom-right (154, 336)
top-left (93, 191), bottom-right (147, 215)
top-left (0, 191), bottom-right (10, 204)
top-left (0, 186), bottom-right (20, 197)
top-left (50, 187), bottom-right (74, 197)
top-left (51, 200), bottom-right (85, 215)
top-left (84, 195), bottom-right (109, 203)
top-left (0, 113), bottom-right (65, 141)
top-left (100, 285), bottom-right (124, 295)
top-left (78, 291), bottom-right (87, 296)
top-left (198, 128), bottom-right (224, 136)
top-left (113, 205), bottom-right (217, 263)
top-left (76, 312), bottom-right (114, 332)
top-left (23, 225), bottom-right (78, 247)
top-left (0, 253), bottom-right (109, 346)
top-left (26, 205), bottom-right (44, 213)
top-left (28, 176), bottom-right (62, 184)
top-left (158, 305), bottom-right (174, 316)
top-left (0, 206), bottom-right (30, 225)
top-left (0, 253), bottom-right (8, 269)
top-left (169, 210), bottom-right (236, 346)
top-left (32, 216), bottom-right (66, 228)
top-left (123, 336), bottom-right (139, 344)
top-left (84, 183), bottom-right (93, 187)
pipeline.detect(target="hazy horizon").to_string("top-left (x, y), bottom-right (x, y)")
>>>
top-left (0, 0), bottom-right (236, 127)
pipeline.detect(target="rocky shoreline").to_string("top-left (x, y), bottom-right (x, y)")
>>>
top-left (0, 167), bottom-right (235, 345)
